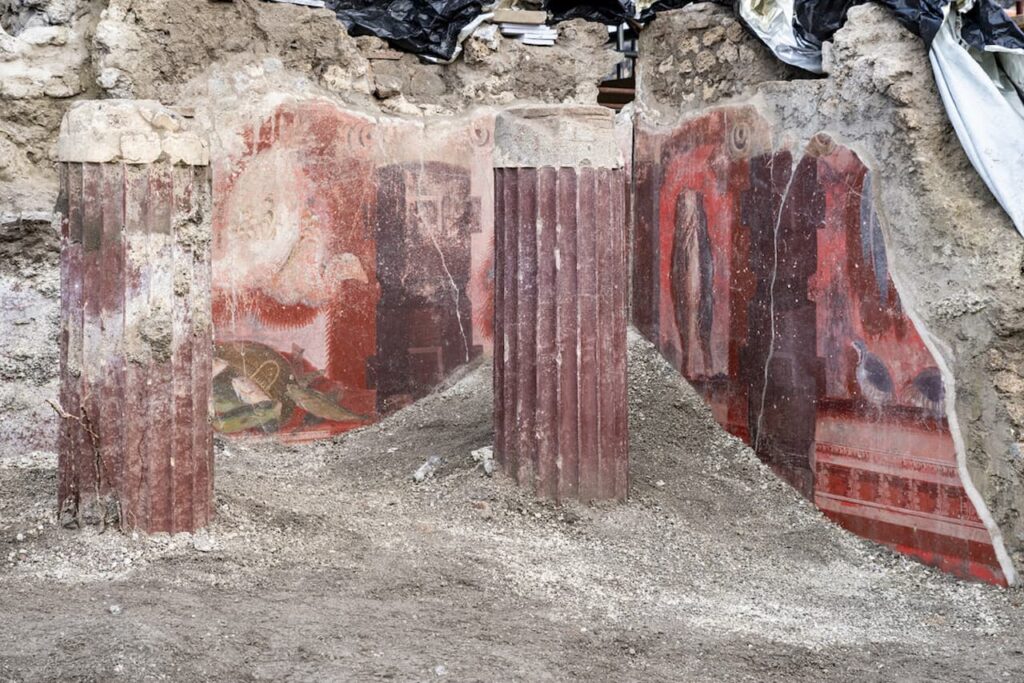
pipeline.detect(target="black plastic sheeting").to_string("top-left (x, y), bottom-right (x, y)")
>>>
top-left (545, 0), bottom-right (712, 24)
top-left (791, 0), bottom-right (1024, 53)
top-left (548, 0), bottom-right (1024, 56)
top-left (323, 0), bottom-right (486, 60)
top-left (545, 0), bottom-right (633, 24)
top-left (321, 0), bottom-right (1024, 62)
top-left (958, 0), bottom-right (1024, 52)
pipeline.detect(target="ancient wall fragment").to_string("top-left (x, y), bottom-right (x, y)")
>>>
top-left (636, 3), bottom-right (1024, 584)
top-left (210, 99), bottom-right (495, 440)
top-left (635, 106), bottom-right (1006, 582)
top-left (493, 106), bottom-right (629, 502)
top-left (0, 210), bottom-right (59, 458)
top-left (57, 101), bottom-right (213, 532)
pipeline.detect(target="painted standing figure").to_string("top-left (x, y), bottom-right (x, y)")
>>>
top-left (670, 190), bottom-right (714, 377)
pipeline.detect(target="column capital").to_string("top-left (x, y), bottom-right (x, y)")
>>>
top-left (493, 105), bottom-right (623, 170)
top-left (57, 100), bottom-right (209, 166)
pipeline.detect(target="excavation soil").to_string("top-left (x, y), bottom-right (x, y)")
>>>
top-left (2, 331), bottom-right (1023, 681)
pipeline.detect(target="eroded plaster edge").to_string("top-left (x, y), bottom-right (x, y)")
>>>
top-left (862, 157), bottom-right (1020, 586)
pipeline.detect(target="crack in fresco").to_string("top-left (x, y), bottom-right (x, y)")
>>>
top-left (428, 227), bottom-right (471, 364)
top-left (211, 103), bottom-right (493, 439)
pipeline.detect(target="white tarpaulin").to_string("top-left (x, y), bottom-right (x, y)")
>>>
top-left (737, 0), bottom-right (1024, 238)
top-left (930, 8), bottom-right (1024, 237)
top-left (737, 0), bottom-right (824, 71)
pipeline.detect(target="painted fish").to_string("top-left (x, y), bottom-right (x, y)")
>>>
top-left (213, 401), bottom-right (282, 434)
top-left (286, 384), bottom-right (366, 423)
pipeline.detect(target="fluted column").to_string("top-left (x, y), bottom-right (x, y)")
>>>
top-left (56, 101), bottom-right (213, 532)
top-left (493, 106), bottom-right (628, 502)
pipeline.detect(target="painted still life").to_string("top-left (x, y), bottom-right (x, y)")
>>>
top-left (212, 101), bottom-right (495, 441)
top-left (633, 106), bottom-right (1004, 584)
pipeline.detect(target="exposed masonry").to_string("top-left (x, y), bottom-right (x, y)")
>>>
top-left (0, 0), bottom-right (617, 457)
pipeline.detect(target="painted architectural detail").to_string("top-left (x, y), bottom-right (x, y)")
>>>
top-left (212, 102), bottom-right (495, 440)
top-left (633, 106), bottom-right (1004, 583)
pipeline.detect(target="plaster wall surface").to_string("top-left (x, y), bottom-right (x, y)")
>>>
top-left (209, 98), bottom-right (497, 440)
top-left (636, 3), bottom-right (1024, 582)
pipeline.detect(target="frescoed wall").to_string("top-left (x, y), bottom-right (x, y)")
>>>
top-left (211, 101), bottom-right (495, 441)
top-left (633, 106), bottom-right (1004, 584)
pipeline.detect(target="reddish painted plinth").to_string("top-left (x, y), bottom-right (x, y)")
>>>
top-left (494, 166), bottom-right (628, 502)
top-left (58, 162), bottom-right (214, 533)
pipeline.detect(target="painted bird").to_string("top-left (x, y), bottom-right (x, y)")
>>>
top-left (904, 366), bottom-right (945, 419)
top-left (851, 340), bottom-right (894, 413)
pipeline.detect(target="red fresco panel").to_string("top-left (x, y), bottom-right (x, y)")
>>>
top-left (633, 106), bottom-right (1004, 584)
top-left (555, 168), bottom-right (580, 501)
top-left (211, 102), bottom-right (493, 443)
top-left (631, 127), bottom-right (660, 340)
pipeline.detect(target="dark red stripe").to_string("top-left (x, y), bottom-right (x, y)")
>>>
top-left (555, 168), bottom-right (580, 502)
top-left (502, 169), bottom-right (519, 478)
top-left (492, 168), bottom-right (505, 469)
top-left (100, 164), bottom-right (126, 502)
top-left (610, 169), bottom-right (629, 501)
top-left (515, 168), bottom-right (538, 488)
top-left (170, 166), bottom-right (196, 533)
top-left (147, 166), bottom-right (175, 532)
top-left (535, 167), bottom-right (558, 498)
top-left (576, 167), bottom-right (599, 502)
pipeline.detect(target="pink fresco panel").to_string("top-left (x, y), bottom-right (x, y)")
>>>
top-left (633, 106), bottom-right (1005, 585)
top-left (211, 102), bottom-right (494, 441)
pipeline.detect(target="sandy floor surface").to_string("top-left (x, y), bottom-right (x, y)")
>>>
top-left (2, 331), bottom-right (1023, 682)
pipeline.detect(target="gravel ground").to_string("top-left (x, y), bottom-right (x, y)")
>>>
top-left (1, 330), bottom-right (1023, 681)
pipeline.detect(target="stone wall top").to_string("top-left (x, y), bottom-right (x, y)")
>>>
top-left (57, 100), bottom-right (209, 166)
top-left (493, 105), bottom-right (622, 169)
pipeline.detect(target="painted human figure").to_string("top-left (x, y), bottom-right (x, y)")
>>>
top-left (670, 190), bottom-right (714, 378)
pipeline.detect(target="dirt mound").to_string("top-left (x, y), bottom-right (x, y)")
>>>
top-left (1, 329), bottom-right (1023, 681)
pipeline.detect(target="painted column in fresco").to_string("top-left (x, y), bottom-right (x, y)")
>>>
top-left (493, 106), bottom-right (629, 502)
top-left (56, 101), bottom-right (214, 533)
